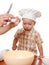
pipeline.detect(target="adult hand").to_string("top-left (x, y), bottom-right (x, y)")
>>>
top-left (0, 13), bottom-right (21, 34)
top-left (0, 13), bottom-right (15, 27)
top-left (8, 16), bottom-right (21, 28)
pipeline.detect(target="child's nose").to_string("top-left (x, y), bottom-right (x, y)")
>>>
top-left (26, 24), bottom-right (28, 27)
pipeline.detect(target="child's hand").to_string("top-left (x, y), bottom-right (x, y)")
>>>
top-left (37, 55), bottom-right (44, 60)
top-left (12, 45), bottom-right (17, 50)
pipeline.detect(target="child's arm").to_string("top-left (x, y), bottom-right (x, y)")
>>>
top-left (12, 29), bottom-right (23, 50)
top-left (12, 37), bottom-right (18, 50)
top-left (35, 32), bottom-right (44, 58)
top-left (37, 43), bottom-right (44, 58)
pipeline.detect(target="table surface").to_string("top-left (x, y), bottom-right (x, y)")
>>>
top-left (0, 56), bottom-right (49, 65)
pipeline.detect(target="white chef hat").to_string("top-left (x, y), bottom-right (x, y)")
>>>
top-left (19, 8), bottom-right (41, 21)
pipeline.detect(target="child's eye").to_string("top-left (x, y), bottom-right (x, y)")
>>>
top-left (24, 23), bottom-right (26, 25)
top-left (29, 24), bottom-right (31, 25)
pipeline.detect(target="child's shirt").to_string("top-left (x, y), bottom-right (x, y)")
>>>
top-left (14, 28), bottom-right (43, 54)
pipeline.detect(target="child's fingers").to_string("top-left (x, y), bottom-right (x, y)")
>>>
top-left (12, 46), bottom-right (17, 50)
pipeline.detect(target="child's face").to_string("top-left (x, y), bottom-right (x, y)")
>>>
top-left (22, 18), bottom-right (35, 31)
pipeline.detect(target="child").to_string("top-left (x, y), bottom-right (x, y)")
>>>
top-left (12, 8), bottom-right (44, 58)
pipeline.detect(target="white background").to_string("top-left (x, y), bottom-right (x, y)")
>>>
top-left (0, 0), bottom-right (49, 57)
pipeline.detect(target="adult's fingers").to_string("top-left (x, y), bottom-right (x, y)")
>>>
top-left (0, 13), bottom-right (15, 19)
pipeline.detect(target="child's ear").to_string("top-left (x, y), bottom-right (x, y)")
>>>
top-left (34, 21), bottom-right (36, 25)
top-left (34, 11), bottom-right (41, 18)
top-left (32, 20), bottom-right (36, 25)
